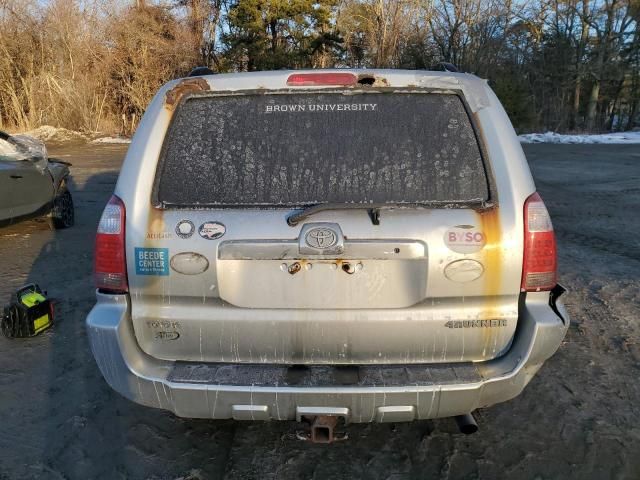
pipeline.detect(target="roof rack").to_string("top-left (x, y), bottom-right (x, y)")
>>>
top-left (188, 66), bottom-right (215, 77)
top-left (432, 62), bottom-right (460, 73)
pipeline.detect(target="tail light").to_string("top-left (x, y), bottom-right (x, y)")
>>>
top-left (95, 195), bottom-right (128, 293)
top-left (286, 72), bottom-right (357, 86)
top-left (521, 192), bottom-right (557, 292)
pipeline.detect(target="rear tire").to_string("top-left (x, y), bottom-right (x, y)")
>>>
top-left (51, 184), bottom-right (74, 229)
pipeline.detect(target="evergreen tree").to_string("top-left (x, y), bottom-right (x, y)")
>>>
top-left (223, 0), bottom-right (342, 71)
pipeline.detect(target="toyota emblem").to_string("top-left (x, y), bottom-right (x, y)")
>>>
top-left (305, 227), bottom-right (338, 249)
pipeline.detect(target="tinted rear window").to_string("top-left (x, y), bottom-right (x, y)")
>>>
top-left (154, 92), bottom-right (488, 207)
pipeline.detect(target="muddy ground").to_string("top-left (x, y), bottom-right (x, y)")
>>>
top-left (0, 143), bottom-right (639, 479)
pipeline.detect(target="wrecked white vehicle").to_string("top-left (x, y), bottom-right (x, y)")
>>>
top-left (0, 131), bottom-right (74, 228)
top-left (87, 69), bottom-right (569, 441)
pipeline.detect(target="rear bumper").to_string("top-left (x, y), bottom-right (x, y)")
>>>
top-left (86, 288), bottom-right (569, 422)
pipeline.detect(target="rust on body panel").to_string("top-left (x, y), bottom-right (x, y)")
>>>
top-left (479, 207), bottom-right (503, 299)
top-left (165, 78), bottom-right (210, 109)
top-left (356, 74), bottom-right (389, 87)
top-left (288, 262), bottom-right (302, 275)
top-left (477, 207), bottom-right (506, 356)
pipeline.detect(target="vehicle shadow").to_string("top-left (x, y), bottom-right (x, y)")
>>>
top-left (0, 166), bottom-right (448, 480)
top-left (1, 163), bottom-right (240, 479)
top-left (0, 170), bottom-right (467, 480)
top-left (0, 169), bottom-right (128, 478)
top-left (3, 143), bottom-right (639, 479)
top-left (0, 149), bottom-right (463, 479)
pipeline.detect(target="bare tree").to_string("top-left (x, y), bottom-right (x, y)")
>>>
top-left (338, 0), bottom-right (423, 67)
top-left (580, 0), bottom-right (635, 130)
top-left (0, 0), bottom-right (638, 134)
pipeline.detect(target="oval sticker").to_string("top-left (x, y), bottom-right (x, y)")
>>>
top-left (198, 222), bottom-right (226, 240)
top-left (444, 225), bottom-right (486, 254)
top-left (170, 252), bottom-right (209, 275)
top-left (444, 259), bottom-right (484, 283)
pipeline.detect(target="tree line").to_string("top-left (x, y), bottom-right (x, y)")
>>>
top-left (1, 0), bottom-right (638, 135)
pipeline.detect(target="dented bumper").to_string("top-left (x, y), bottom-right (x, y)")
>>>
top-left (86, 289), bottom-right (569, 422)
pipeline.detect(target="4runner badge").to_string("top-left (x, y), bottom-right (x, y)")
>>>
top-left (198, 222), bottom-right (226, 240)
top-left (444, 319), bottom-right (507, 328)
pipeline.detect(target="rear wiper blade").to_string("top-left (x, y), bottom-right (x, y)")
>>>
top-left (287, 203), bottom-right (391, 226)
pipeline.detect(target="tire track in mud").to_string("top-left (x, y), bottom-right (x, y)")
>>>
top-left (555, 228), bottom-right (640, 262)
top-left (2, 143), bottom-right (640, 479)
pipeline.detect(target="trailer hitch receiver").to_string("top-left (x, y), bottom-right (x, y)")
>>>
top-left (296, 415), bottom-right (348, 444)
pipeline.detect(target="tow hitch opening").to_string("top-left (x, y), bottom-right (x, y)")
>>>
top-left (296, 415), bottom-right (349, 444)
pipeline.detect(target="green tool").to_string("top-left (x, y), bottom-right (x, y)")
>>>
top-left (1, 284), bottom-right (53, 338)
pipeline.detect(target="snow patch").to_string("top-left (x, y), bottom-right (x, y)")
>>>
top-left (519, 131), bottom-right (640, 144)
top-left (23, 126), bottom-right (87, 143)
top-left (18, 127), bottom-right (131, 145)
top-left (91, 136), bottom-right (131, 144)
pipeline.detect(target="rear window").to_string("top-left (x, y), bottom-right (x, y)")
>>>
top-left (154, 91), bottom-right (488, 207)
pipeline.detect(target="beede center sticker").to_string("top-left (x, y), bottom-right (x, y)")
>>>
top-left (135, 247), bottom-right (169, 276)
top-left (444, 225), bottom-right (486, 254)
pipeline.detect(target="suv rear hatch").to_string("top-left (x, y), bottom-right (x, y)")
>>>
top-left (128, 86), bottom-right (520, 364)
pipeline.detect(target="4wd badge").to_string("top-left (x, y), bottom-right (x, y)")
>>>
top-left (198, 222), bottom-right (226, 240)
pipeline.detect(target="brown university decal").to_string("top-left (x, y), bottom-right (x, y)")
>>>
top-left (265, 103), bottom-right (378, 113)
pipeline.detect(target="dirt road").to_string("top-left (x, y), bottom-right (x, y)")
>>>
top-left (1, 143), bottom-right (639, 479)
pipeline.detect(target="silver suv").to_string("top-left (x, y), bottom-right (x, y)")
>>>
top-left (87, 69), bottom-right (569, 438)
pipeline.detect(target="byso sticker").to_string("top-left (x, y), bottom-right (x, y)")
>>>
top-left (444, 225), bottom-right (486, 254)
top-left (198, 222), bottom-right (226, 240)
top-left (135, 247), bottom-right (169, 275)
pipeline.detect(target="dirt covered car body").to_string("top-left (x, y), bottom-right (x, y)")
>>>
top-left (0, 131), bottom-right (74, 228)
top-left (87, 70), bottom-right (569, 426)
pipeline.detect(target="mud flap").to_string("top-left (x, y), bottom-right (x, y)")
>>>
top-left (549, 284), bottom-right (568, 325)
